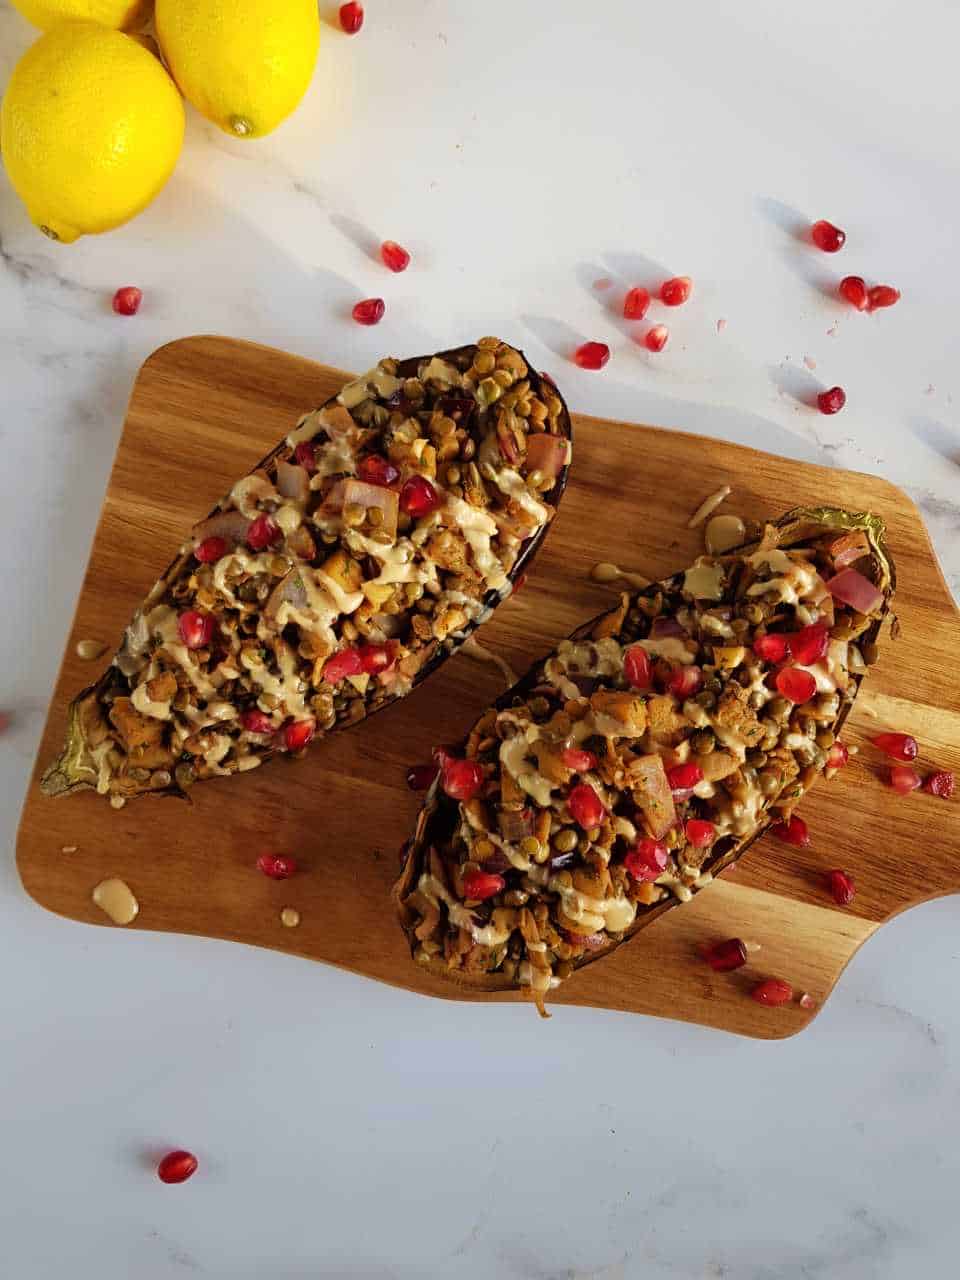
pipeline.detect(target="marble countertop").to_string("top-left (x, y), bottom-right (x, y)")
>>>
top-left (1, 2), bottom-right (958, 1276)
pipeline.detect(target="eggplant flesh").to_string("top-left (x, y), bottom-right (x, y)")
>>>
top-left (395, 507), bottom-right (894, 1014)
top-left (42, 341), bottom-right (572, 804)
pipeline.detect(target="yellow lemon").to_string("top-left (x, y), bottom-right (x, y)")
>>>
top-left (9, 0), bottom-right (152, 32)
top-left (155, 0), bottom-right (319, 139)
top-left (0, 22), bottom-right (184, 243)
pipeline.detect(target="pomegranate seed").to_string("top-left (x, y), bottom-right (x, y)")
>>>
top-left (624, 837), bottom-right (669, 881)
top-left (644, 324), bottom-right (669, 352)
top-left (868, 284), bottom-right (900, 310)
top-left (753, 632), bottom-right (791, 664)
top-left (872, 732), bottom-right (918, 761)
top-left (323, 648), bottom-right (363, 684)
top-left (294, 441), bottom-right (316, 472)
top-left (380, 240), bottom-right (410, 272)
top-left (358, 642), bottom-right (394, 674)
top-left (462, 870), bottom-right (505, 901)
top-left (660, 276), bottom-right (692, 306)
top-left (751, 978), bottom-right (794, 1006)
top-left (666, 665), bottom-right (703, 699)
top-left (567, 782), bottom-right (605, 829)
top-left (789, 623), bottom-right (829, 666)
top-left (283, 719), bottom-right (316, 752)
top-left (339, 2), bottom-right (363, 34)
top-left (889, 765), bottom-right (921, 795)
top-left (817, 386), bottom-right (846, 415)
top-left (923, 770), bottom-right (955, 799)
top-left (357, 454), bottom-right (399, 487)
top-left (112, 286), bottom-right (142, 316)
top-left (667, 762), bottom-right (704, 796)
top-left (839, 276), bottom-right (869, 311)
top-left (257, 853), bottom-right (297, 880)
top-left (827, 868), bottom-right (856, 906)
top-left (702, 937), bottom-right (748, 972)
top-left (157, 1150), bottom-right (198, 1184)
top-left (406, 762), bottom-right (439, 791)
top-left (512, 572), bottom-right (528, 595)
top-left (771, 814), bottom-right (810, 847)
top-left (177, 610), bottom-right (214, 650)
top-left (399, 475), bottom-right (441, 518)
top-left (799, 991), bottom-right (817, 1010)
top-left (826, 740), bottom-right (849, 772)
top-left (195, 536), bottom-right (228, 564)
top-left (240, 708), bottom-right (275, 735)
top-left (624, 645), bottom-right (653, 690)
top-left (247, 514), bottom-right (281, 550)
top-left (352, 297), bottom-right (384, 325)
top-left (811, 219), bottom-right (845, 252)
top-left (561, 747), bottom-right (598, 773)
top-left (441, 758), bottom-right (484, 802)
top-left (622, 287), bottom-right (651, 320)
top-left (573, 341), bottom-right (610, 370)
top-left (685, 818), bottom-right (716, 849)
top-left (775, 667), bottom-right (817, 703)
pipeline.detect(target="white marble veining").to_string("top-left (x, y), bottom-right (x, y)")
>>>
top-left (1, 2), bottom-right (959, 1276)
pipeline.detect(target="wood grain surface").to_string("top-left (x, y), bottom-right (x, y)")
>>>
top-left (16, 336), bottom-right (960, 1039)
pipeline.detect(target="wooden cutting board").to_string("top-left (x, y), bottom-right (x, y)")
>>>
top-left (16, 336), bottom-right (960, 1039)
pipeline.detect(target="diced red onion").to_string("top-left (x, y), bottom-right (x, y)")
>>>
top-left (825, 568), bottom-right (883, 615)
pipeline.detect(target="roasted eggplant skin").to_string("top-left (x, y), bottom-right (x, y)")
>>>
top-left (42, 342), bottom-right (572, 802)
top-left (395, 506), bottom-right (895, 997)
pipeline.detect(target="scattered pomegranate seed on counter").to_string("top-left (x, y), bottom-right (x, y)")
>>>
top-left (406, 762), bottom-right (439, 791)
top-left (811, 219), bottom-right (846, 252)
top-left (573, 341), bottom-right (610, 370)
top-left (799, 992), bottom-right (817, 1010)
top-left (352, 297), bottom-right (385, 325)
top-left (643, 324), bottom-right (669, 352)
top-left (685, 818), bottom-right (716, 849)
top-left (703, 938), bottom-right (748, 972)
top-left (283, 719), bottom-right (316, 752)
top-left (112, 286), bottom-right (142, 316)
top-left (817, 386), bottom-right (846, 415)
top-left (775, 667), bottom-right (818, 703)
top-left (771, 814), bottom-right (810, 847)
top-left (624, 645), bottom-right (653, 689)
top-left (441, 758), bottom-right (484, 802)
top-left (751, 978), bottom-right (794, 1006)
top-left (339, 2), bottom-right (364, 34)
top-left (357, 454), bottom-right (400, 487)
top-left (177, 610), bottom-right (213, 650)
top-left (624, 837), bottom-right (669, 882)
top-left (889, 765), bottom-right (922, 795)
top-left (380, 241), bottom-right (410, 273)
top-left (871, 732), bottom-right (918, 761)
top-left (257, 853), bottom-right (297, 880)
top-left (157, 1151), bottom-right (198, 1184)
top-left (462, 870), bottom-right (505, 901)
top-left (399, 474), bottom-right (440, 517)
top-left (839, 275), bottom-right (869, 310)
top-left (561, 747), bottom-right (598, 773)
top-left (923, 770), bottom-right (955, 799)
top-left (240, 708), bottom-right (274, 735)
top-left (622, 286), bottom-right (650, 320)
top-left (660, 276), bottom-right (692, 306)
top-left (194, 536), bottom-right (228, 564)
top-left (827, 868), bottom-right (856, 906)
top-left (568, 782), bottom-right (605, 829)
top-left (294, 441), bottom-right (317, 472)
top-left (246, 513), bottom-right (281, 550)
top-left (868, 284), bottom-right (900, 310)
